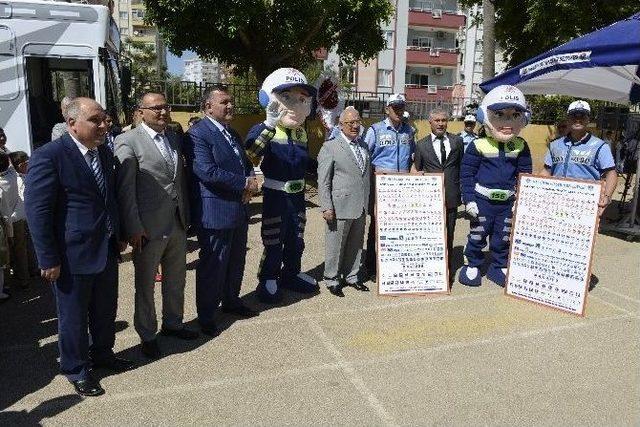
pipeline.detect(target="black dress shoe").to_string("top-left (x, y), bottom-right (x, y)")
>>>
top-left (200, 323), bottom-right (219, 337)
top-left (72, 376), bottom-right (105, 397)
top-left (222, 304), bottom-right (259, 318)
top-left (160, 327), bottom-right (199, 340)
top-left (140, 339), bottom-right (161, 360)
top-left (328, 285), bottom-right (345, 297)
top-left (349, 282), bottom-right (370, 292)
top-left (92, 356), bottom-right (136, 372)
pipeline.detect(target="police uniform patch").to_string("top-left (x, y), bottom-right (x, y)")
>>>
top-left (295, 128), bottom-right (303, 140)
top-left (507, 140), bottom-right (515, 151)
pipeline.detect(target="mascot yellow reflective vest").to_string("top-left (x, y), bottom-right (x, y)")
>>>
top-left (459, 85), bottom-right (533, 287)
top-left (245, 68), bottom-right (319, 303)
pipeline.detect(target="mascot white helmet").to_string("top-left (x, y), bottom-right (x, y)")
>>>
top-left (258, 68), bottom-right (316, 129)
top-left (478, 85), bottom-right (530, 143)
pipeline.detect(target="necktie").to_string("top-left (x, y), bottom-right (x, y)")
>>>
top-left (222, 127), bottom-right (244, 168)
top-left (87, 149), bottom-right (106, 198)
top-left (87, 149), bottom-right (113, 235)
top-left (438, 136), bottom-right (447, 165)
top-left (155, 134), bottom-right (175, 172)
top-left (351, 141), bottom-right (365, 173)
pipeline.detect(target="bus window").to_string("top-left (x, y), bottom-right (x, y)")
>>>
top-left (25, 57), bottom-right (93, 149)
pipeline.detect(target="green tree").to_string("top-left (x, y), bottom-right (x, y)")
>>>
top-left (143, 0), bottom-right (395, 81)
top-left (460, 0), bottom-right (638, 68)
top-left (121, 37), bottom-right (168, 100)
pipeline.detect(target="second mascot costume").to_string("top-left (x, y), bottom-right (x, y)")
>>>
top-left (459, 85), bottom-right (532, 287)
top-left (246, 68), bottom-right (319, 303)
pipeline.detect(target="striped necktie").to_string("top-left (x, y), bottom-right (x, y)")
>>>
top-left (155, 134), bottom-right (175, 171)
top-left (87, 149), bottom-right (106, 198)
top-left (87, 149), bottom-right (113, 235)
top-left (350, 140), bottom-right (365, 173)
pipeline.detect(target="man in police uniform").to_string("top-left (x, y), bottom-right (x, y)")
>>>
top-left (459, 114), bottom-right (478, 152)
top-left (540, 100), bottom-right (617, 217)
top-left (363, 94), bottom-right (415, 278)
top-left (245, 68), bottom-right (319, 303)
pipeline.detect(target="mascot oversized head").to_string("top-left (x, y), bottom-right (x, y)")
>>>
top-left (477, 85), bottom-right (530, 143)
top-left (258, 68), bottom-right (316, 129)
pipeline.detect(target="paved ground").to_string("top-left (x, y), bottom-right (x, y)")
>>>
top-left (1, 187), bottom-right (639, 426)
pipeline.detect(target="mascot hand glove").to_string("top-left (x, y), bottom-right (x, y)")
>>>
top-left (264, 98), bottom-right (285, 129)
top-left (465, 202), bottom-right (479, 218)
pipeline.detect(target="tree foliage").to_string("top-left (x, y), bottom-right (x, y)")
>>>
top-left (460, 0), bottom-right (639, 68)
top-left (143, 0), bottom-right (395, 81)
top-left (121, 37), bottom-right (168, 99)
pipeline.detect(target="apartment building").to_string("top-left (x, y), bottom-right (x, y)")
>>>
top-left (183, 57), bottom-right (223, 84)
top-left (326, 0), bottom-right (465, 105)
top-left (112, 0), bottom-right (166, 71)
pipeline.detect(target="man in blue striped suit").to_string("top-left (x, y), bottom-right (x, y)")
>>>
top-left (184, 85), bottom-right (259, 336)
top-left (25, 98), bottom-right (134, 397)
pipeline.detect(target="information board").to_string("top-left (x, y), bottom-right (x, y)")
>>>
top-left (506, 174), bottom-right (602, 316)
top-left (375, 173), bottom-right (449, 296)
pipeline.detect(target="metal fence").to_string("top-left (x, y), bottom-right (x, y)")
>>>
top-left (142, 79), bottom-right (638, 127)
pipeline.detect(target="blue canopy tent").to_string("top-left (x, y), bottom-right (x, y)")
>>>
top-left (480, 12), bottom-right (640, 104)
top-left (480, 12), bottom-right (640, 240)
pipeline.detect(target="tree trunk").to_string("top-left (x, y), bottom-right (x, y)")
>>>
top-left (482, 0), bottom-right (496, 81)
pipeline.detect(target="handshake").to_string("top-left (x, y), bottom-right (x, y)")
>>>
top-left (243, 176), bottom-right (260, 204)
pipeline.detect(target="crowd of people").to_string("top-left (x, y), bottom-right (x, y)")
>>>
top-left (0, 67), bottom-right (618, 398)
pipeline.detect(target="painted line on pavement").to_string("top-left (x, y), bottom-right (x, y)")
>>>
top-left (347, 313), bottom-right (635, 368)
top-left (306, 319), bottom-right (398, 427)
top-left (7, 313), bottom-right (635, 413)
top-left (597, 286), bottom-right (640, 305)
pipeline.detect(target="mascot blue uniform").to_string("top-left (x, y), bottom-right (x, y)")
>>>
top-left (459, 85), bottom-right (533, 287)
top-left (245, 68), bottom-right (319, 303)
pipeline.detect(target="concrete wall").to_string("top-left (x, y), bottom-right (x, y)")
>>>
top-left (171, 111), bottom-right (559, 171)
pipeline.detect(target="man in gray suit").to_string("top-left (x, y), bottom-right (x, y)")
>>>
top-left (115, 93), bottom-right (197, 360)
top-left (317, 107), bottom-right (371, 297)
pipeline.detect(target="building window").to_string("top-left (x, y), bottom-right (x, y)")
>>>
top-left (411, 37), bottom-right (433, 48)
top-left (377, 69), bottom-right (392, 87)
top-left (132, 9), bottom-right (144, 19)
top-left (383, 31), bottom-right (394, 49)
top-left (409, 73), bottom-right (429, 87)
top-left (340, 66), bottom-right (356, 85)
top-left (119, 11), bottom-right (128, 20)
top-left (120, 28), bottom-right (129, 36)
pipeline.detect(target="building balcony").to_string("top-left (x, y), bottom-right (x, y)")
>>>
top-left (404, 85), bottom-right (454, 102)
top-left (408, 9), bottom-right (465, 30)
top-left (405, 47), bottom-right (459, 67)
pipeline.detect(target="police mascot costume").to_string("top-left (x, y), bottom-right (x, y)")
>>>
top-left (459, 85), bottom-right (533, 287)
top-left (245, 68), bottom-right (319, 303)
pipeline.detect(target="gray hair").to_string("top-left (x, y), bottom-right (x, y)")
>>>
top-left (66, 97), bottom-right (101, 121)
top-left (429, 108), bottom-right (450, 119)
top-left (61, 96), bottom-right (73, 120)
top-left (339, 106), bottom-right (360, 122)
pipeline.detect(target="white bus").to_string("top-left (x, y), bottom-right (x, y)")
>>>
top-left (0, 0), bottom-right (126, 154)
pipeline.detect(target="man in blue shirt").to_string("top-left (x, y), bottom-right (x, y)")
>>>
top-left (363, 93), bottom-right (415, 278)
top-left (541, 100), bottom-right (618, 217)
top-left (459, 114), bottom-right (477, 152)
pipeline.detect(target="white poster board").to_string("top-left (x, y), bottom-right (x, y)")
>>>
top-left (375, 173), bottom-right (449, 296)
top-left (506, 174), bottom-right (602, 316)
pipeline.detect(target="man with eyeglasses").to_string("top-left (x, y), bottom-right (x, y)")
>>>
top-left (317, 107), bottom-right (371, 297)
top-left (363, 93), bottom-right (415, 279)
top-left (115, 93), bottom-right (197, 360)
top-left (540, 100), bottom-right (617, 218)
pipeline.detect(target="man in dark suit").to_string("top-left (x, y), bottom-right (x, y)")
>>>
top-left (184, 85), bottom-right (259, 336)
top-left (24, 97), bottom-right (134, 397)
top-left (413, 108), bottom-right (464, 283)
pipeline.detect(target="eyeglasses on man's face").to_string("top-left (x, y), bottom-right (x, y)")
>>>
top-left (140, 104), bottom-right (171, 113)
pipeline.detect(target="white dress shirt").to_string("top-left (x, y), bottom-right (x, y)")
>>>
top-left (341, 132), bottom-right (367, 169)
top-left (70, 133), bottom-right (96, 168)
top-left (140, 121), bottom-right (177, 173)
top-left (431, 132), bottom-right (451, 164)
